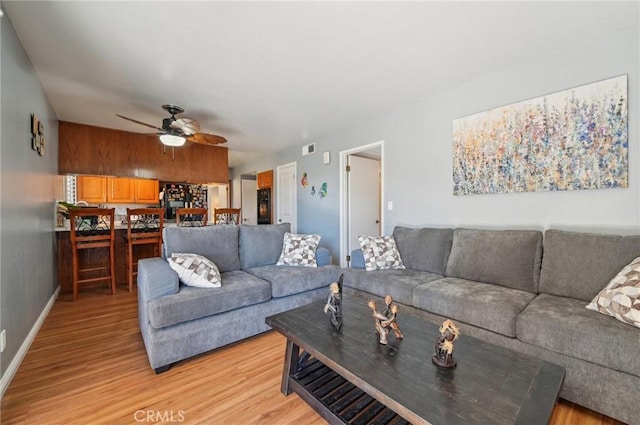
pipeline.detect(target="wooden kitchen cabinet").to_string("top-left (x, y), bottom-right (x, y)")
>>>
top-left (77, 176), bottom-right (107, 203)
top-left (59, 121), bottom-right (229, 183)
top-left (107, 178), bottom-right (135, 203)
top-left (257, 170), bottom-right (273, 189)
top-left (76, 176), bottom-right (159, 204)
top-left (134, 179), bottom-right (159, 204)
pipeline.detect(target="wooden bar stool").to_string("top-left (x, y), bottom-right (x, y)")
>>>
top-left (69, 208), bottom-right (116, 301)
top-left (126, 208), bottom-right (164, 292)
top-left (176, 207), bottom-right (208, 227)
top-left (214, 208), bottom-right (241, 225)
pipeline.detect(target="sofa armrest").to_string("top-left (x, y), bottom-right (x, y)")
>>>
top-left (137, 258), bottom-right (179, 302)
top-left (317, 247), bottom-right (332, 266)
top-left (350, 248), bottom-right (365, 269)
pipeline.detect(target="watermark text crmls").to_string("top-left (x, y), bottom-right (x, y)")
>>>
top-left (134, 409), bottom-right (186, 423)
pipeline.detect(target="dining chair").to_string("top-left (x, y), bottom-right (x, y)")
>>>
top-left (126, 208), bottom-right (164, 292)
top-left (176, 207), bottom-right (208, 227)
top-left (214, 208), bottom-right (241, 225)
top-left (69, 208), bottom-right (116, 301)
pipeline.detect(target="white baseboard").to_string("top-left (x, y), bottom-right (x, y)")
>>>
top-left (0, 286), bottom-right (60, 398)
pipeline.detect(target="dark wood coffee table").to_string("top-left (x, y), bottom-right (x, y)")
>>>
top-left (266, 295), bottom-right (564, 425)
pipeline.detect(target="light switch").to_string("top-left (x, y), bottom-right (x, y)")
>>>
top-left (323, 151), bottom-right (331, 164)
top-left (387, 201), bottom-right (393, 211)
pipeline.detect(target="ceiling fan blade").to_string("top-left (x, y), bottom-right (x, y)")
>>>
top-left (187, 132), bottom-right (227, 145)
top-left (172, 118), bottom-right (201, 136)
top-left (116, 114), bottom-right (164, 131)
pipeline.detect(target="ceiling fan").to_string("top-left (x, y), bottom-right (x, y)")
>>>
top-left (116, 104), bottom-right (227, 147)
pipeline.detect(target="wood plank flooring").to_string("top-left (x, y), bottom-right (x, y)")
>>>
top-left (1, 288), bottom-right (625, 425)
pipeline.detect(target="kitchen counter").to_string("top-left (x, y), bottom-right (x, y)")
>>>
top-left (54, 222), bottom-right (215, 232)
top-left (55, 222), bottom-right (181, 232)
top-left (55, 223), bottom-right (214, 293)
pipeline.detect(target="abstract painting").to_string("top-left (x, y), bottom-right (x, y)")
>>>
top-left (453, 75), bottom-right (628, 195)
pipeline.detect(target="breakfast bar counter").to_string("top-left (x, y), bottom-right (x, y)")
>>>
top-left (55, 228), bottom-right (155, 293)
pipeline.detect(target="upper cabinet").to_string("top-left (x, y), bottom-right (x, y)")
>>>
top-left (59, 121), bottom-right (229, 183)
top-left (107, 178), bottom-right (135, 203)
top-left (135, 179), bottom-right (159, 204)
top-left (77, 176), bottom-right (107, 203)
top-left (76, 176), bottom-right (159, 204)
top-left (257, 170), bottom-right (273, 189)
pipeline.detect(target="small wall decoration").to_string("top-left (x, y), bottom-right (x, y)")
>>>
top-left (301, 172), bottom-right (309, 188)
top-left (31, 113), bottom-right (45, 156)
top-left (432, 319), bottom-right (460, 368)
top-left (453, 75), bottom-right (628, 195)
top-left (310, 185), bottom-right (316, 196)
top-left (323, 274), bottom-right (343, 330)
top-left (367, 295), bottom-right (403, 345)
top-left (319, 182), bottom-right (328, 199)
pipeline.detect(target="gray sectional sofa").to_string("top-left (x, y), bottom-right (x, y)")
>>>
top-left (137, 223), bottom-right (341, 373)
top-left (347, 227), bottom-right (640, 425)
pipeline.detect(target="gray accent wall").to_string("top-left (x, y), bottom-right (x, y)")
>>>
top-left (232, 22), bottom-right (640, 261)
top-left (1, 9), bottom-right (59, 377)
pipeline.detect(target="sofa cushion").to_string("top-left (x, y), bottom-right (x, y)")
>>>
top-left (413, 277), bottom-right (536, 337)
top-left (358, 235), bottom-right (405, 271)
top-left (343, 268), bottom-right (441, 305)
top-left (517, 294), bottom-right (640, 377)
top-left (239, 223), bottom-right (290, 269)
top-left (168, 253), bottom-right (222, 288)
top-left (163, 226), bottom-right (240, 272)
top-left (277, 232), bottom-right (321, 267)
top-left (587, 256), bottom-right (640, 328)
top-left (539, 229), bottom-right (640, 301)
top-left (393, 226), bottom-right (453, 275)
top-left (445, 228), bottom-right (542, 293)
top-left (245, 264), bottom-right (342, 298)
top-left (148, 270), bottom-right (270, 329)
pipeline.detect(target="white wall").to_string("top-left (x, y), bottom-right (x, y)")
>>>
top-left (233, 23), bottom-right (640, 261)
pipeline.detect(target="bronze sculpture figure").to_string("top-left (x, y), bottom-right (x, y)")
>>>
top-left (432, 319), bottom-right (460, 368)
top-left (368, 295), bottom-right (403, 345)
top-left (323, 274), bottom-right (343, 330)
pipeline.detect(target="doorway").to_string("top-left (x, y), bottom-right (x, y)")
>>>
top-left (207, 183), bottom-right (230, 224)
top-left (276, 162), bottom-right (297, 233)
top-left (339, 141), bottom-right (384, 267)
top-left (240, 175), bottom-right (257, 225)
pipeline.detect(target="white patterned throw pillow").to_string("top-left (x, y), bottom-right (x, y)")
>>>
top-left (358, 235), bottom-right (405, 272)
top-left (277, 232), bottom-right (321, 267)
top-left (168, 253), bottom-right (222, 288)
top-left (586, 256), bottom-right (640, 328)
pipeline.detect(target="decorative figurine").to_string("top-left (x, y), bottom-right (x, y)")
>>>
top-left (323, 274), bottom-right (343, 330)
top-left (432, 319), bottom-right (460, 368)
top-left (368, 295), bottom-right (404, 345)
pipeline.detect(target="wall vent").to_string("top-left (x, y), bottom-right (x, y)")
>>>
top-left (302, 143), bottom-right (316, 156)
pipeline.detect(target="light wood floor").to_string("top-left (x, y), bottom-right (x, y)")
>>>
top-left (1, 287), bottom-right (625, 425)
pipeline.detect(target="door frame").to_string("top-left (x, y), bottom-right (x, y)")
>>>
top-left (276, 161), bottom-right (297, 233)
top-left (339, 140), bottom-right (384, 268)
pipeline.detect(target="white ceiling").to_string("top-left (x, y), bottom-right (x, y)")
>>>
top-left (3, 1), bottom-right (638, 168)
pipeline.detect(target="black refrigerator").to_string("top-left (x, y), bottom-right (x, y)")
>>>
top-left (257, 188), bottom-right (271, 224)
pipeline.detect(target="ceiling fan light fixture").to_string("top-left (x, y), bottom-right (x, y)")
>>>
top-left (159, 133), bottom-right (186, 147)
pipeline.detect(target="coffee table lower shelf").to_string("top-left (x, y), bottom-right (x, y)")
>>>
top-left (290, 355), bottom-right (410, 425)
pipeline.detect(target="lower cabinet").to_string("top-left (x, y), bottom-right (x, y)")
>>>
top-left (56, 229), bottom-right (156, 291)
